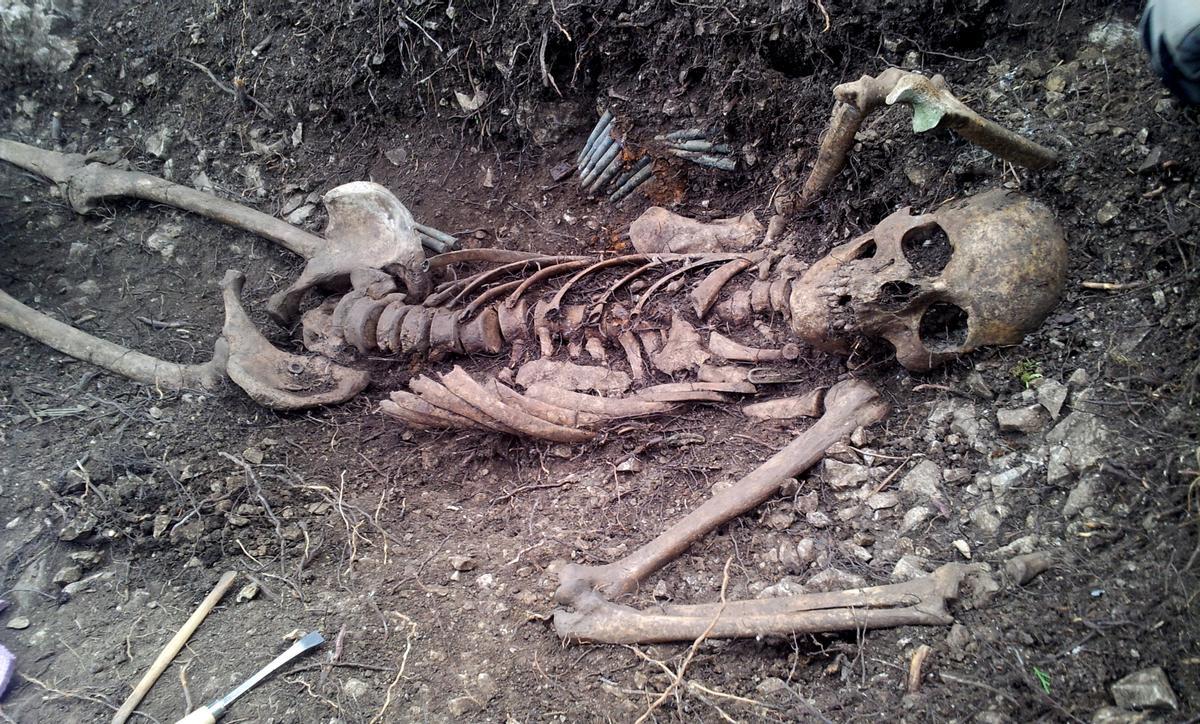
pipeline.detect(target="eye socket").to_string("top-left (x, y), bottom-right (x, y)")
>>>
top-left (901, 223), bottom-right (952, 276)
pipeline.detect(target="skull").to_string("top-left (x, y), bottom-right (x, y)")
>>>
top-left (789, 189), bottom-right (1067, 371)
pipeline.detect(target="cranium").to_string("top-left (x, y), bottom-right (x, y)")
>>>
top-left (789, 189), bottom-right (1067, 371)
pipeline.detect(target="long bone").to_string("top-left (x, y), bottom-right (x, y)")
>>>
top-left (0, 273), bottom-right (366, 409)
top-left (554, 562), bottom-right (980, 644)
top-left (0, 288), bottom-right (229, 392)
top-left (0, 140), bottom-right (432, 323)
top-left (553, 378), bottom-right (889, 602)
top-left (768, 68), bottom-right (1060, 240)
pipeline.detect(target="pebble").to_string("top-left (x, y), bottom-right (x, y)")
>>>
top-left (952, 539), bottom-right (972, 559)
top-left (52, 565), bottom-right (83, 585)
top-left (1036, 379), bottom-right (1069, 419)
top-left (756, 677), bottom-right (788, 694)
top-left (997, 405), bottom-right (1048, 433)
top-left (242, 447), bottom-right (264, 464)
top-left (6, 617), bottom-right (29, 630)
top-left (1111, 667), bottom-right (1178, 711)
top-left (449, 555), bottom-right (476, 572)
top-left (447, 696), bottom-right (482, 716)
top-left (1096, 201), bottom-right (1121, 225)
top-left (900, 506), bottom-right (932, 533)
top-left (795, 538), bottom-right (817, 566)
top-left (805, 511), bottom-right (831, 528)
top-left (823, 460), bottom-right (871, 488)
top-left (1091, 706), bottom-right (1153, 723)
top-left (899, 460), bottom-right (944, 501)
top-left (651, 580), bottom-right (670, 600)
top-left (236, 582), bottom-right (259, 602)
top-left (766, 510), bottom-right (795, 530)
top-left (342, 678), bottom-right (370, 698)
top-left (1063, 473), bottom-right (1100, 518)
top-left (805, 568), bottom-right (866, 592)
top-left (866, 491), bottom-right (900, 510)
top-left (891, 555), bottom-right (929, 581)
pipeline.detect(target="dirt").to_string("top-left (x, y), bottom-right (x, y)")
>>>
top-left (2, 0), bottom-right (1198, 722)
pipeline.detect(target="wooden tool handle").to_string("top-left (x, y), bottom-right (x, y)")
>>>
top-left (111, 571), bottom-right (237, 724)
top-left (174, 706), bottom-right (217, 724)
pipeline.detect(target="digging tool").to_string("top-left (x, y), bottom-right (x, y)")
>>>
top-left (112, 572), bottom-right (238, 724)
top-left (174, 631), bottom-right (324, 724)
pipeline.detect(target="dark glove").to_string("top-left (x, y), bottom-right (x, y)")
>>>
top-left (1141, 0), bottom-right (1200, 105)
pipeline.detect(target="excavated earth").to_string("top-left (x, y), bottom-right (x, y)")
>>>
top-left (1, 0), bottom-right (1198, 721)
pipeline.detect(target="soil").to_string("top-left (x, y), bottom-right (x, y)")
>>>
top-left (2, 0), bottom-right (1198, 722)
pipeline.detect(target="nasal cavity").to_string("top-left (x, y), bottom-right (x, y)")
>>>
top-left (901, 223), bottom-right (952, 276)
top-left (878, 280), bottom-right (919, 310)
top-left (853, 239), bottom-right (877, 259)
top-left (919, 302), bottom-right (969, 351)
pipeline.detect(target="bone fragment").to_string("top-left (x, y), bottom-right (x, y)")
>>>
top-left (584, 336), bottom-right (606, 362)
top-left (617, 331), bottom-right (647, 382)
top-left (523, 384), bottom-right (677, 419)
top-left (554, 379), bottom-right (888, 601)
top-left (496, 298), bottom-right (529, 341)
top-left (375, 300), bottom-right (411, 352)
top-left (629, 207), bottom-right (761, 254)
top-left (428, 308), bottom-right (465, 358)
top-left (651, 315), bottom-right (710, 374)
top-left (742, 389), bottom-right (826, 420)
top-left (344, 294), bottom-right (401, 354)
top-left (0, 141), bottom-right (432, 323)
top-left (516, 358), bottom-right (631, 394)
top-left (457, 307), bottom-right (503, 354)
top-left (634, 381), bottom-right (756, 403)
top-left (429, 248), bottom-right (547, 271)
top-left (713, 290), bottom-right (753, 324)
top-left (492, 379), bottom-right (606, 428)
top-left (554, 563), bottom-right (975, 644)
top-left (708, 331), bottom-right (800, 362)
top-left (769, 68), bottom-right (1058, 241)
top-left (384, 389), bottom-right (482, 429)
top-left (697, 364), bottom-right (750, 384)
top-left (750, 280), bottom-right (773, 313)
top-left (398, 306), bottom-right (432, 353)
top-left (441, 367), bottom-right (594, 443)
top-left (908, 644), bottom-right (933, 694)
top-left (691, 257), bottom-right (755, 318)
top-left (409, 375), bottom-right (515, 434)
top-left (0, 288), bottom-right (228, 392)
top-left (219, 270), bottom-right (369, 409)
top-left (768, 278), bottom-right (793, 319)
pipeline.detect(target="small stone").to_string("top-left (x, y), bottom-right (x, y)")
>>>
top-left (286, 204), bottom-right (315, 225)
top-left (1084, 121), bottom-right (1110, 136)
top-left (952, 539), bottom-right (972, 559)
top-left (756, 677), bottom-right (788, 694)
top-left (823, 459), bottom-right (871, 488)
top-left (6, 617), bottom-right (30, 630)
top-left (236, 582), bottom-right (259, 602)
top-left (69, 551), bottom-right (102, 568)
top-left (806, 568), bottom-right (866, 592)
top-left (475, 672), bottom-right (498, 701)
top-left (384, 147), bottom-right (408, 166)
top-left (53, 565), bottom-right (83, 585)
top-left (145, 127), bottom-right (173, 159)
top-left (1096, 201), bottom-right (1120, 225)
top-left (152, 514), bottom-right (171, 538)
top-left (969, 503), bottom-right (1008, 536)
top-left (963, 371), bottom-right (994, 400)
top-left (891, 555), bottom-right (929, 581)
top-left (616, 457), bottom-right (643, 473)
top-left (1110, 667), bottom-right (1178, 711)
top-left (900, 460), bottom-right (944, 501)
top-left (1068, 368), bottom-right (1090, 387)
top-left (866, 492), bottom-right (900, 510)
top-left (794, 538), bottom-right (817, 566)
top-left (651, 580), bottom-right (670, 600)
top-left (997, 405), bottom-right (1047, 433)
top-left (476, 573), bottom-right (495, 589)
top-left (1063, 473), bottom-right (1101, 518)
top-left (805, 511), bottom-right (831, 528)
top-left (342, 678), bottom-right (369, 698)
top-left (946, 623), bottom-right (970, 651)
top-left (900, 506), bottom-right (932, 533)
top-left (778, 542), bottom-right (801, 573)
top-left (447, 696), bottom-right (482, 716)
top-left (449, 555), bottom-right (476, 572)
top-left (1037, 379), bottom-right (1069, 419)
top-left (766, 510), bottom-right (795, 530)
top-left (1091, 706), bottom-right (1152, 723)
top-left (758, 578), bottom-right (806, 598)
top-left (242, 448), bottom-right (264, 464)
